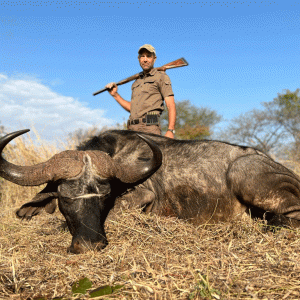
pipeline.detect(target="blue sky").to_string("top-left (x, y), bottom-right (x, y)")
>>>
top-left (1, 1), bottom-right (299, 140)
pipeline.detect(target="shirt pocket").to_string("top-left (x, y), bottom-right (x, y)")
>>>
top-left (131, 81), bottom-right (141, 98)
top-left (143, 79), bottom-right (158, 94)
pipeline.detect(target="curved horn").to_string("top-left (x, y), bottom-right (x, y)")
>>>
top-left (0, 130), bottom-right (162, 187)
top-left (0, 129), bottom-right (42, 185)
top-left (0, 130), bottom-right (86, 186)
top-left (114, 134), bottom-right (162, 183)
top-left (0, 129), bottom-right (30, 152)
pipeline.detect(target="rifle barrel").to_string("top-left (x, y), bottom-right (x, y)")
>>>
top-left (93, 87), bottom-right (109, 96)
top-left (93, 57), bottom-right (188, 96)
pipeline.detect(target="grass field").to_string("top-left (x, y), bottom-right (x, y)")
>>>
top-left (1, 132), bottom-right (300, 299)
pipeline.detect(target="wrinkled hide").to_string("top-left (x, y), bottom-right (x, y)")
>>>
top-left (2, 129), bottom-right (300, 253)
top-left (78, 130), bottom-right (300, 226)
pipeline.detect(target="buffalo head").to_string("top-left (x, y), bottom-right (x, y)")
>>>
top-left (0, 130), bottom-right (162, 253)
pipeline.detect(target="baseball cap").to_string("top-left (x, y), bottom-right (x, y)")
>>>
top-left (138, 44), bottom-right (156, 55)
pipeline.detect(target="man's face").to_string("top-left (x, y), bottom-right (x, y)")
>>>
top-left (138, 50), bottom-right (156, 72)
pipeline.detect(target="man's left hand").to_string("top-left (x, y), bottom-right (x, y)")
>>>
top-left (165, 131), bottom-right (175, 139)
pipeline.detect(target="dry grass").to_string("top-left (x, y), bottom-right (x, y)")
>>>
top-left (1, 134), bottom-right (300, 299)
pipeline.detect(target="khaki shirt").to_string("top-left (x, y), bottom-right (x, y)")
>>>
top-left (130, 68), bottom-right (174, 119)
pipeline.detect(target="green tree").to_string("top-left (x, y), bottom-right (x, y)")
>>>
top-left (264, 88), bottom-right (300, 143)
top-left (263, 88), bottom-right (300, 159)
top-left (161, 100), bottom-right (222, 140)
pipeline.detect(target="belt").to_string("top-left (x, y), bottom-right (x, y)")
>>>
top-left (128, 112), bottom-right (160, 126)
top-left (128, 118), bottom-right (146, 125)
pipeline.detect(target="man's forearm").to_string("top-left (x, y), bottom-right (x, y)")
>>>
top-left (112, 93), bottom-right (131, 112)
top-left (165, 96), bottom-right (176, 129)
top-left (106, 83), bottom-right (131, 112)
top-left (168, 105), bottom-right (176, 129)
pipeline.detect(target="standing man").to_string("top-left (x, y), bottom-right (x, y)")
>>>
top-left (105, 44), bottom-right (176, 138)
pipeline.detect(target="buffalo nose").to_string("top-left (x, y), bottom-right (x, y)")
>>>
top-left (67, 239), bottom-right (108, 254)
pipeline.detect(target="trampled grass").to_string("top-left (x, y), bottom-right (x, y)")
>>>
top-left (1, 132), bottom-right (300, 299)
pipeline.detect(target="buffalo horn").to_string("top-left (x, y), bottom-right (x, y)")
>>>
top-left (0, 130), bottom-right (162, 187)
top-left (113, 134), bottom-right (162, 183)
top-left (0, 130), bottom-right (87, 186)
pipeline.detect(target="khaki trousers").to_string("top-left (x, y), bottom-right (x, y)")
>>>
top-left (127, 122), bottom-right (162, 135)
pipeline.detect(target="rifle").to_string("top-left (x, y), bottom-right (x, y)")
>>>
top-left (93, 57), bottom-right (188, 96)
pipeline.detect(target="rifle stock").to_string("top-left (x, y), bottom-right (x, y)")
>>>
top-left (93, 57), bottom-right (188, 96)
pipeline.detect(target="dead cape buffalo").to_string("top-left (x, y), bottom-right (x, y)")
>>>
top-left (1, 129), bottom-right (300, 254)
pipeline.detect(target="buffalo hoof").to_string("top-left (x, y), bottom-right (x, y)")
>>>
top-left (67, 240), bottom-right (108, 254)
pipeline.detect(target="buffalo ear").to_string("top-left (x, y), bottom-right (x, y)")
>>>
top-left (44, 198), bottom-right (57, 214)
top-left (16, 193), bottom-right (58, 220)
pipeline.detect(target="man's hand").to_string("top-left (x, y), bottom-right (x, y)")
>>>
top-left (105, 83), bottom-right (131, 112)
top-left (165, 130), bottom-right (175, 139)
top-left (164, 95), bottom-right (176, 139)
top-left (105, 82), bottom-right (118, 96)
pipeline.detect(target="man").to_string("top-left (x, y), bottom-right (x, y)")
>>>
top-left (106, 44), bottom-right (176, 138)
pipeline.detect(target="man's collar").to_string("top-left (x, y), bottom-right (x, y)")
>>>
top-left (148, 68), bottom-right (157, 76)
top-left (140, 68), bottom-right (157, 78)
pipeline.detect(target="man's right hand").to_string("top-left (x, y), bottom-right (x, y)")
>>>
top-left (105, 82), bottom-right (131, 112)
top-left (105, 82), bottom-right (118, 96)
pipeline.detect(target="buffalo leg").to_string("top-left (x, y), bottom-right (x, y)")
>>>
top-left (116, 187), bottom-right (156, 212)
top-left (16, 182), bottom-right (58, 219)
top-left (228, 154), bottom-right (300, 227)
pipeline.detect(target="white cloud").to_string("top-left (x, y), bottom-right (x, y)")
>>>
top-left (0, 74), bottom-right (8, 81)
top-left (0, 74), bottom-right (114, 140)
